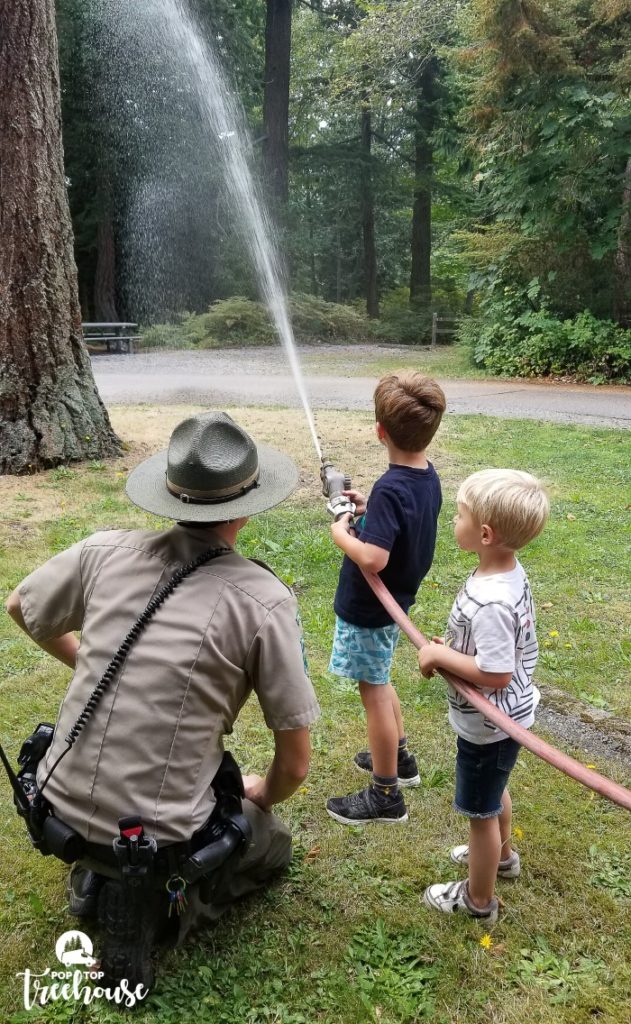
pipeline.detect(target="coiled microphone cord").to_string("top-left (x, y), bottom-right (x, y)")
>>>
top-left (37, 546), bottom-right (230, 800)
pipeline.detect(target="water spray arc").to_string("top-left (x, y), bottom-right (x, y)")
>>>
top-left (320, 460), bottom-right (631, 813)
top-left (130, 0), bottom-right (322, 460)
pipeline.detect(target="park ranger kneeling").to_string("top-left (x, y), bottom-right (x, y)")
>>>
top-left (5, 412), bottom-right (319, 991)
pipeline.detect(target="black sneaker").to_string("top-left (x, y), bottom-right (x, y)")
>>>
top-left (326, 785), bottom-right (409, 825)
top-left (354, 749), bottom-right (421, 788)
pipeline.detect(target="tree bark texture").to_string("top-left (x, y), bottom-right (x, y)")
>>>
top-left (262, 0), bottom-right (292, 205)
top-left (360, 103), bottom-right (379, 319)
top-left (0, 0), bottom-right (120, 474)
top-left (613, 156), bottom-right (631, 327)
top-left (410, 61), bottom-right (437, 311)
top-left (94, 212), bottom-right (120, 322)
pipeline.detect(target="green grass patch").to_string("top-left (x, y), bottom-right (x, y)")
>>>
top-left (0, 411), bottom-right (630, 1022)
top-left (301, 342), bottom-right (485, 380)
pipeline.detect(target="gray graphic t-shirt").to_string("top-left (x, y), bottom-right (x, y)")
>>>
top-left (445, 560), bottom-right (539, 745)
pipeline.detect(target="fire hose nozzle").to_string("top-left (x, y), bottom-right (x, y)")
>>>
top-left (320, 458), bottom-right (356, 521)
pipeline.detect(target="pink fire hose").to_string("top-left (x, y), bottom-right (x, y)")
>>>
top-left (361, 569), bottom-right (631, 813)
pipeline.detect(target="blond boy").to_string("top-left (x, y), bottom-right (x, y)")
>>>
top-left (419, 469), bottom-right (549, 921)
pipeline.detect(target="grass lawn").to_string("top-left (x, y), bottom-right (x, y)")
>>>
top-left (1, 407), bottom-right (630, 1023)
top-left (301, 343), bottom-right (488, 380)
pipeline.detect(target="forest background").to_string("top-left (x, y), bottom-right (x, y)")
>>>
top-left (56, 0), bottom-right (631, 381)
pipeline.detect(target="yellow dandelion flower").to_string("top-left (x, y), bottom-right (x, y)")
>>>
top-left (479, 934), bottom-right (493, 950)
top-left (513, 826), bottom-right (524, 839)
top-left (564, 643), bottom-right (572, 649)
top-left (549, 630), bottom-right (559, 638)
top-left (585, 764), bottom-right (597, 770)
top-left (298, 786), bottom-right (309, 795)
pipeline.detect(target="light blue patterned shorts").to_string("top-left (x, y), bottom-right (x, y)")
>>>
top-left (328, 616), bottom-right (400, 685)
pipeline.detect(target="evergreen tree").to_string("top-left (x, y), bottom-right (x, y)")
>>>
top-left (0, 0), bottom-right (120, 474)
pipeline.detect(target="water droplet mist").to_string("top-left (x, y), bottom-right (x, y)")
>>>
top-left (98, 0), bottom-right (322, 459)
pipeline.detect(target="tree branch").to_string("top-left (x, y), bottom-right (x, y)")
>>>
top-left (296, 0), bottom-right (322, 12)
top-left (372, 130), bottom-right (415, 167)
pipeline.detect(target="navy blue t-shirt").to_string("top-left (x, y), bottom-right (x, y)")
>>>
top-left (334, 463), bottom-right (442, 628)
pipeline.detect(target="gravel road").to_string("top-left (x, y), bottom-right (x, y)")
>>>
top-left (92, 346), bottom-right (631, 428)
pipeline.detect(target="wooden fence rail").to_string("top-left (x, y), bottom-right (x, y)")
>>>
top-left (431, 312), bottom-right (462, 350)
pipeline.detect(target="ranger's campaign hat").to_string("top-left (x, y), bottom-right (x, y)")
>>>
top-left (126, 412), bottom-right (298, 521)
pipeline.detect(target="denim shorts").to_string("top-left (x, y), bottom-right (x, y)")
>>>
top-left (328, 615), bottom-right (400, 685)
top-left (454, 735), bottom-right (521, 819)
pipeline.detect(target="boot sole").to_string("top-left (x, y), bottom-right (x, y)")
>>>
top-left (354, 762), bottom-right (421, 788)
top-left (326, 807), bottom-right (409, 826)
top-left (67, 892), bottom-right (99, 918)
top-left (97, 880), bottom-right (158, 992)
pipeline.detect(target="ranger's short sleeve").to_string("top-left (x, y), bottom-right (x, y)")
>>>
top-left (17, 540), bottom-right (87, 642)
top-left (247, 595), bottom-right (320, 731)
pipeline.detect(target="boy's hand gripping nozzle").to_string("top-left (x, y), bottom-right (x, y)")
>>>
top-left (320, 459), bottom-right (356, 521)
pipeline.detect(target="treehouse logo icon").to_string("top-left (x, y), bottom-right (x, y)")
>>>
top-left (16, 929), bottom-right (149, 1009)
top-left (55, 930), bottom-right (96, 968)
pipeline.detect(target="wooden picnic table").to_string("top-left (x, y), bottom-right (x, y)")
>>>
top-left (82, 322), bottom-right (139, 354)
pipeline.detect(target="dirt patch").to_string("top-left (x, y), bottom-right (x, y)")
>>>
top-left (108, 404), bottom-right (386, 506)
top-left (0, 407), bottom-right (381, 523)
top-left (0, 477), bottom-right (67, 526)
top-left (0, 406), bottom-right (384, 523)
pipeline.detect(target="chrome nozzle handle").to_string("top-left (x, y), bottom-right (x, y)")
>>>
top-left (326, 495), bottom-right (356, 521)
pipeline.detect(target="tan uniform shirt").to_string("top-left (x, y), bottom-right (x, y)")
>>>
top-left (19, 525), bottom-right (319, 845)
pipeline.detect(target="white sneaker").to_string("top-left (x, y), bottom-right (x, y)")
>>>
top-left (423, 880), bottom-right (499, 923)
top-left (450, 845), bottom-right (521, 878)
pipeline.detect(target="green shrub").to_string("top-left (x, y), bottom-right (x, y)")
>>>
top-left (290, 293), bottom-right (372, 342)
top-left (141, 293), bottom-right (472, 351)
top-left (373, 307), bottom-right (433, 345)
top-left (198, 296), bottom-right (276, 346)
top-left (140, 294), bottom-right (374, 349)
top-left (459, 288), bottom-right (631, 382)
top-left (139, 299), bottom-right (274, 349)
top-left (139, 321), bottom-right (192, 349)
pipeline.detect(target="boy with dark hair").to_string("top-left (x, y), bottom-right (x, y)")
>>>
top-left (326, 371), bottom-right (446, 825)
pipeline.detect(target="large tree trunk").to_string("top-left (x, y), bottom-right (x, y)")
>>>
top-left (0, 0), bottom-right (120, 475)
top-left (613, 156), bottom-right (631, 327)
top-left (360, 102), bottom-right (379, 319)
top-left (262, 0), bottom-right (292, 206)
top-left (410, 60), bottom-right (437, 311)
top-left (94, 211), bottom-right (120, 322)
top-left (306, 187), bottom-right (318, 295)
